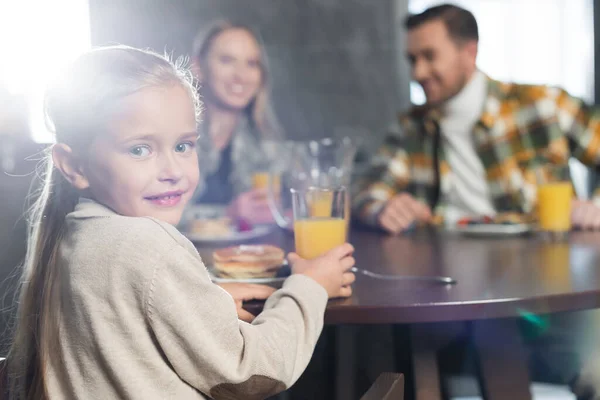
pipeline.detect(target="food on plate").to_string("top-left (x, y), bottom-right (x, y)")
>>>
top-left (189, 217), bottom-right (233, 238)
top-left (457, 212), bottom-right (527, 226)
top-left (493, 212), bottom-right (524, 224)
top-left (236, 217), bottom-right (253, 232)
top-left (457, 216), bottom-right (491, 226)
top-left (213, 245), bottom-right (285, 279)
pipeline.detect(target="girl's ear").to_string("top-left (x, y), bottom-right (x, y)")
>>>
top-left (52, 144), bottom-right (90, 190)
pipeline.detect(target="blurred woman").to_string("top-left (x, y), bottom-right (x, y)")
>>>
top-left (191, 21), bottom-right (282, 225)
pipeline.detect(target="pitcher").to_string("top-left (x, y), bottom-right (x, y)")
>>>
top-left (267, 137), bottom-right (357, 230)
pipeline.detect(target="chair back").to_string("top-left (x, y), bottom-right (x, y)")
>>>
top-left (360, 373), bottom-right (404, 400)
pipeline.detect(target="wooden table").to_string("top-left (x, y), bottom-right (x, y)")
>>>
top-left (196, 228), bottom-right (600, 400)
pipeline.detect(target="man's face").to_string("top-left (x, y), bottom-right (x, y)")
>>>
top-left (406, 19), bottom-right (477, 106)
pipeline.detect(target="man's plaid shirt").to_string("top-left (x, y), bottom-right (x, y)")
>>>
top-left (353, 76), bottom-right (600, 226)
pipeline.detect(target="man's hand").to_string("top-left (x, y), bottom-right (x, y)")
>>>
top-left (377, 193), bottom-right (432, 235)
top-left (572, 199), bottom-right (600, 230)
top-left (217, 283), bottom-right (276, 322)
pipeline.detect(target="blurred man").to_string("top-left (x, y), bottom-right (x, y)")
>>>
top-left (354, 4), bottom-right (600, 234)
top-left (353, 3), bottom-right (600, 397)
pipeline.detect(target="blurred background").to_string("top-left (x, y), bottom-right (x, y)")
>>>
top-left (0, 0), bottom-right (598, 352)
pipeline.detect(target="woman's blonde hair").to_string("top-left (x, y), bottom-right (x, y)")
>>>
top-left (191, 20), bottom-right (282, 139)
top-left (8, 45), bottom-right (200, 399)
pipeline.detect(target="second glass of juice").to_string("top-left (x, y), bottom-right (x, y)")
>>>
top-left (537, 181), bottom-right (573, 237)
top-left (292, 187), bottom-right (347, 259)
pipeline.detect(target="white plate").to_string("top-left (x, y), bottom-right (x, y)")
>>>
top-left (181, 204), bottom-right (227, 220)
top-left (447, 223), bottom-right (532, 237)
top-left (184, 224), bottom-right (273, 244)
top-left (206, 263), bottom-right (291, 284)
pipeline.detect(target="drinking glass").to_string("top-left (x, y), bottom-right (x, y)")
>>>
top-left (292, 187), bottom-right (347, 259)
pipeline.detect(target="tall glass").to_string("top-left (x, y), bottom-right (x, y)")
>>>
top-left (252, 140), bottom-right (284, 195)
top-left (292, 187), bottom-right (347, 259)
top-left (253, 171), bottom-right (281, 200)
top-left (537, 182), bottom-right (573, 237)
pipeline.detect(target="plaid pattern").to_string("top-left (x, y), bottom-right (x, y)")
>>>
top-left (353, 76), bottom-right (600, 226)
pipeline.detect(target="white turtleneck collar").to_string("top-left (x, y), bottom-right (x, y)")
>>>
top-left (442, 69), bottom-right (487, 122)
top-left (438, 68), bottom-right (496, 224)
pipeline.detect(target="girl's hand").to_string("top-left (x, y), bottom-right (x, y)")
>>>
top-left (288, 244), bottom-right (356, 299)
top-left (217, 283), bottom-right (276, 322)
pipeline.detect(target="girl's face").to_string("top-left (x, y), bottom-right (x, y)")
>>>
top-left (82, 84), bottom-right (199, 225)
top-left (202, 28), bottom-right (263, 111)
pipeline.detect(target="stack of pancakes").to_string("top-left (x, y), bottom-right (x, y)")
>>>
top-left (213, 245), bottom-right (285, 279)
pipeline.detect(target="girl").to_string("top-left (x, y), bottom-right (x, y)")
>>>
top-left (191, 21), bottom-right (282, 225)
top-left (8, 46), bottom-right (355, 399)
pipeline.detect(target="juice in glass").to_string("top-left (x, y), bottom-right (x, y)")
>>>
top-left (309, 191), bottom-right (333, 217)
top-left (308, 190), bottom-right (351, 232)
top-left (294, 217), bottom-right (347, 259)
top-left (537, 182), bottom-right (573, 232)
top-left (253, 172), bottom-right (280, 190)
top-left (252, 172), bottom-right (269, 189)
top-left (253, 173), bottom-right (281, 204)
top-left (292, 187), bottom-right (347, 258)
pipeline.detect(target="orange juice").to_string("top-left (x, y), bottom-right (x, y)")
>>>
top-left (294, 217), bottom-right (347, 259)
top-left (252, 172), bottom-right (280, 189)
top-left (252, 173), bottom-right (281, 198)
top-left (537, 182), bottom-right (573, 232)
top-left (308, 191), bottom-right (351, 238)
top-left (309, 191), bottom-right (333, 217)
top-left (252, 172), bottom-right (269, 189)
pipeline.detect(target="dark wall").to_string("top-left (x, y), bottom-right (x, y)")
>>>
top-left (89, 0), bottom-right (411, 153)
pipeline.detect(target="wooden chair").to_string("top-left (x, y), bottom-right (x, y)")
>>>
top-left (360, 373), bottom-right (404, 400)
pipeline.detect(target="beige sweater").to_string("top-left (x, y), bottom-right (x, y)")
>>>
top-left (47, 199), bottom-right (327, 399)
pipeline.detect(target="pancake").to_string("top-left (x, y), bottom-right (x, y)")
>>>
top-left (213, 245), bottom-right (285, 279)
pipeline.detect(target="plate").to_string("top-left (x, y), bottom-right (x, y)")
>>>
top-left (206, 262), bottom-right (291, 284)
top-left (447, 223), bottom-right (532, 237)
top-left (181, 204), bottom-right (227, 220)
top-left (179, 205), bottom-right (273, 244)
top-left (184, 224), bottom-right (273, 244)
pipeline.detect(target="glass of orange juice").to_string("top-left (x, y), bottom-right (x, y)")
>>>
top-left (252, 171), bottom-right (269, 189)
top-left (253, 172), bottom-right (281, 205)
top-left (537, 181), bottom-right (573, 238)
top-left (293, 187), bottom-right (347, 259)
top-left (253, 171), bottom-right (280, 190)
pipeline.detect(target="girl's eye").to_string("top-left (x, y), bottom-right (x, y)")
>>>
top-left (129, 145), bottom-right (151, 158)
top-left (175, 142), bottom-right (195, 153)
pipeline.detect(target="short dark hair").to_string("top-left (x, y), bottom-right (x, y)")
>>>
top-left (405, 4), bottom-right (479, 42)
